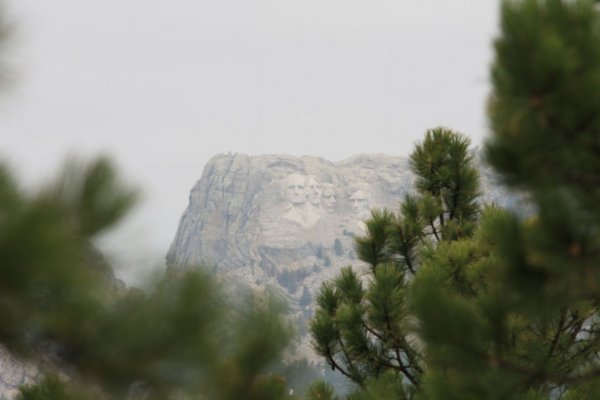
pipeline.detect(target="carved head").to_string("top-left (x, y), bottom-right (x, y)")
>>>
top-left (306, 175), bottom-right (322, 207)
top-left (283, 173), bottom-right (307, 205)
top-left (321, 183), bottom-right (337, 213)
top-left (349, 189), bottom-right (370, 215)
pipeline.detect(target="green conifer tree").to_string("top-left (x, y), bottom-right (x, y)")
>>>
top-left (309, 128), bottom-right (481, 398)
top-left (410, 1), bottom-right (600, 398)
top-left (0, 157), bottom-right (295, 400)
top-left (0, 6), bottom-right (296, 398)
top-left (311, 2), bottom-right (600, 398)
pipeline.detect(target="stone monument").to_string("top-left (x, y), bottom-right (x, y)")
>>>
top-left (166, 152), bottom-right (511, 358)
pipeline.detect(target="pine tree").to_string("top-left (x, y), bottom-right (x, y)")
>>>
top-left (0, 157), bottom-right (295, 400)
top-left (0, 7), bottom-right (296, 397)
top-left (309, 128), bottom-right (481, 397)
top-left (334, 239), bottom-right (344, 257)
top-left (410, 0), bottom-right (600, 398)
top-left (311, 2), bottom-right (600, 398)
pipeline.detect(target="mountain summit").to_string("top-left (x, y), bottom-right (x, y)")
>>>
top-left (167, 153), bottom-right (415, 274)
top-left (166, 153), bottom-right (507, 357)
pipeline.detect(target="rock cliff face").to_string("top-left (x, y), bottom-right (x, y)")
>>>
top-left (167, 153), bottom-right (415, 274)
top-left (167, 153), bottom-right (510, 358)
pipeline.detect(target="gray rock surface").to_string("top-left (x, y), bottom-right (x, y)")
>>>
top-left (167, 152), bottom-right (512, 358)
top-left (167, 153), bottom-right (415, 270)
top-left (0, 345), bottom-right (40, 400)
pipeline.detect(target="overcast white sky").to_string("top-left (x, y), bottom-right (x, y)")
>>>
top-left (0, 0), bottom-right (500, 283)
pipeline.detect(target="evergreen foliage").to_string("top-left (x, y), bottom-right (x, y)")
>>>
top-left (306, 381), bottom-right (339, 400)
top-left (334, 240), bottom-right (344, 257)
top-left (3, 0), bottom-right (600, 399)
top-left (413, 0), bottom-right (600, 398)
top-left (0, 157), bottom-right (295, 400)
top-left (310, 128), bottom-right (480, 397)
top-left (311, 1), bottom-right (600, 399)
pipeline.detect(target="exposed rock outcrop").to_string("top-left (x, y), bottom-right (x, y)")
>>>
top-left (167, 154), bottom-right (416, 275)
top-left (0, 345), bottom-right (40, 400)
top-left (167, 153), bottom-right (511, 358)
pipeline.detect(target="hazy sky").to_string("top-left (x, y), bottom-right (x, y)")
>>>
top-left (0, 0), bottom-right (500, 283)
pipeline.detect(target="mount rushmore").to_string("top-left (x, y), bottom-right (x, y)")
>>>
top-left (166, 153), bottom-right (418, 356)
top-left (0, 152), bottom-right (511, 397)
top-left (166, 153), bottom-right (415, 277)
top-left (166, 152), bottom-right (509, 357)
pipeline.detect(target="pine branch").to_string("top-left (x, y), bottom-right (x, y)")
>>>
top-left (381, 301), bottom-right (421, 386)
top-left (338, 336), bottom-right (364, 386)
top-left (429, 221), bottom-right (440, 241)
top-left (324, 347), bottom-right (357, 385)
top-left (546, 310), bottom-right (567, 361)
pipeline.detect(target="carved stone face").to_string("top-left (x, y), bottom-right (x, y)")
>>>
top-left (349, 190), bottom-right (370, 215)
top-left (322, 186), bottom-right (336, 213)
top-left (284, 174), bottom-right (307, 205)
top-left (306, 176), bottom-right (322, 206)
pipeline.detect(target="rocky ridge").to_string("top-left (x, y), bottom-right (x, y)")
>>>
top-left (167, 152), bottom-right (511, 358)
